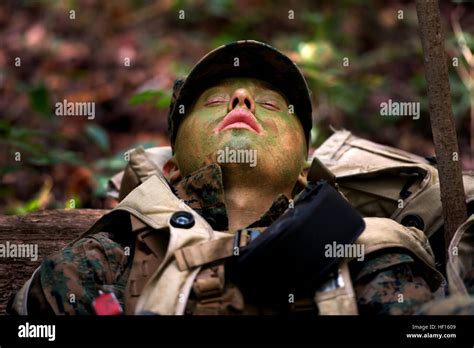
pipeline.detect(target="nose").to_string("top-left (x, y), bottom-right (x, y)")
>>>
top-left (228, 88), bottom-right (255, 114)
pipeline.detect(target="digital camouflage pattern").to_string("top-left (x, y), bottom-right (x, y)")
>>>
top-left (34, 232), bottom-right (131, 315)
top-left (353, 253), bottom-right (435, 315)
top-left (17, 162), bottom-right (438, 315)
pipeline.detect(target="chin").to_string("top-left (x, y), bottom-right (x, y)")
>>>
top-left (220, 132), bottom-right (260, 151)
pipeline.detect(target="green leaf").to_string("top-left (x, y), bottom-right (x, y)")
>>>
top-left (29, 83), bottom-right (52, 118)
top-left (0, 120), bottom-right (11, 136)
top-left (129, 90), bottom-right (161, 106)
top-left (85, 124), bottom-right (110, 151)
top-left (0, 164), bottom-right (20, 177)
top-left (93, 175), bottom-right (110, 197)
top-left (156, 91), bottom-right (172, 109)
top-left (129, 89), bottom-right (171, 110)
top-left (28, 149), bottom-right (83, 166)
top-left (94, 157), bottom-right (128, 171)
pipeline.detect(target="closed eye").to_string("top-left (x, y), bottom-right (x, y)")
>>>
top-left (204, 96), bottom-right (228, 106)
top-left (257, 101), bottom-right (281, 111)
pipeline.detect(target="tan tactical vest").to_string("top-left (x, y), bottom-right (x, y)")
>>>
top-left (99, 136), bottom-right (446, 315)
top-left (98, 174), bottom-right (442, 315)
top-left (311, 130), bottom-right (474, 239)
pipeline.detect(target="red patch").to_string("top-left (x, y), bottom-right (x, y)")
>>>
top-left (93, 292), bottom-right (123, 315)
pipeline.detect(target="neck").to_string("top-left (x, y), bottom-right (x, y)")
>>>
top-left (221, 168), bottom-right (294, 232)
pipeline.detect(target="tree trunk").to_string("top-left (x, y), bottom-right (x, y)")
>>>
top-left (415, 0), bottom-right (468, 255)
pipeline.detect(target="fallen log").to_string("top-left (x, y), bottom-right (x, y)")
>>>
top-left (0, 209), bottom-right (108, 314)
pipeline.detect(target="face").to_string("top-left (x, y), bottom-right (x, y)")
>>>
top-left (174, 78), bottom-right (307, 188)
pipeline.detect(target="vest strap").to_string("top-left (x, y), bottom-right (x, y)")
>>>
top-left (314, 262), bottom-right (359, 315)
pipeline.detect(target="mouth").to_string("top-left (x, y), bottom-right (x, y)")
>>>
top-left (215, 109), bottom-right (262, 134)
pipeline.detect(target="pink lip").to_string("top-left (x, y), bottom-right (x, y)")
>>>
top-left (215, 109), bottom-right (262, 134)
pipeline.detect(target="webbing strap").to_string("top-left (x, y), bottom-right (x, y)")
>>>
top-left (124, 217), bottom-right (165, 314)
top-left (190, 264), bottom-right (246, 315)
top-left (174, 230), bottom-right (255, 271)
top-left (192, 265), bottom-right (225, 315)
top-left (175, 237), bottom-right (234, 271)
top-left (193, 265), bottom-right (225, 301)
top-left (314, 262), bottom-right (359, 315)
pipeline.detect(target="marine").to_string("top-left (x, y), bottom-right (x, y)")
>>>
top-left (12, 40), bottom-right (470, 316)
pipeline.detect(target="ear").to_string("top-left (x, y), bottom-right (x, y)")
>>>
top-left (291, 169), bottom-right (308, 198)
top-left (297, 170), bottom-right (307, 188)
top-left (163, 156), bottom-right (182, 184)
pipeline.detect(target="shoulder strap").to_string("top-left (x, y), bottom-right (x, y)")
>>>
top-left (124, 220), bottom-right (166, 314)
top-left (314, 262), bottom-right (358, 315)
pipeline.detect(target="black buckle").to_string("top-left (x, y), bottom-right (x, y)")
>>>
top-left (233, 229), bottom-right (260, 253)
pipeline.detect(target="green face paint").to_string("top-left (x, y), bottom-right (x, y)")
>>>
top-left (174, 78), bottom-right (307, 191)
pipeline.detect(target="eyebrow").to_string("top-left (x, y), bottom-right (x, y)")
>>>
top-left (199, 87), bottom-right (228, 101)
top-left (201, 79), bottom-right (288, 102)
top-left (256, 89), bottom-right (285, 98)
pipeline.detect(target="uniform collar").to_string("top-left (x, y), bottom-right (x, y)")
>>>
top-left (171, 163), bottom-right (290, 231)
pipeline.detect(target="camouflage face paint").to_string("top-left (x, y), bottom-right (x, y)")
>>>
top-left (174, 78), bottom-right (307, 193)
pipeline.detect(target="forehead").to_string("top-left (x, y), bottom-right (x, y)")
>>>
top-left (203, 77), bottom-right (287, 98)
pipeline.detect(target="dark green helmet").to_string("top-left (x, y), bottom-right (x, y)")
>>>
top-left (168, 40), bottom-right (313, 149)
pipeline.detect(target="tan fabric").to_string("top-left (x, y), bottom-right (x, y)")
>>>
top-left (314, 262), bottom-right (358, 315)
top-left (312, 217), bottom-right (443, 315)
top-left (10, 267), bottom-right (40, 315)
top-left (124, 227), bottom-right (167, 314)
top-left (313, 130), bottom-right (474, 239)
top-left (356, 217), bottom-right (444, 291)
top-left (112, 174), bottom-right (231, 315)
top-left (174, 236), bottom-right (235, 271)
top-left (168, 216), bottom-right (442, 315)
top-left (188, 264), bottom-right (245, 315)
top-left (314, 129), bottom-right (430, 168)
top-left (118, 146), bottom-right (172, 201)
top-left (447, 215), bottom-right (474, 296)
top-left (313, 130), bottom-right (440, 232)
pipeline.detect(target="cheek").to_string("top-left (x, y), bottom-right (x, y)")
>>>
top-left (261, 117), bottom-right (278, 135)
top-left (263, 114), bottom-right (305, 147)
top-left (174, 112), bottom-right (223, 174)
top-left (175, 119), bottom-right (202, 166)
top-left (277, 121), bottom-right (307, 164)
top-left (178, 114), bottom-right (208, 143)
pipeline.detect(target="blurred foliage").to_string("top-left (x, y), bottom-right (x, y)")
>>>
top-left (0, 0), bottom-right (473, 214)
top-left (130, 89), bottom-right (172, 110)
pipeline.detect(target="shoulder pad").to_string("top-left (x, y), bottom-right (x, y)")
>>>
top-left (355, 217), bottom-right (444, 291)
